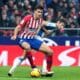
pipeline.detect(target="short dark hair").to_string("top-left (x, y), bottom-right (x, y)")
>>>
top-left (34, 5), bottom-right (43, 10)
top-left (58, 19), bottom-right (66, 24)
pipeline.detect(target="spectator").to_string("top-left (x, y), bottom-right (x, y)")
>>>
top-left (30, 0), bottom-right (38, 10)
top-left (14, 14), bottom-right (22, 26)
top-left (66, 22), bottom-right (77, 36)
top-left (0, 8), bottom-right (9, 27)
top-left (0, 0), bottom-right (80, 36)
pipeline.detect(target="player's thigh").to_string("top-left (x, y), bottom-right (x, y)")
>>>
top-left (21, 41), bottom-right (31, 50)
top-left (39, 42), bottom-right (53, 55)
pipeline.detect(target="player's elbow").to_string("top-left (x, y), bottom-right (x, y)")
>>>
top-left (16, 25), bottom-right (21, 31)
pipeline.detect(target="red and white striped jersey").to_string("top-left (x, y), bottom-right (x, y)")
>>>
top-left (18, 15), bottom-right (43, 39)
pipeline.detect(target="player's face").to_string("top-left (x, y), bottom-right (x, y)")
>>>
top-left (59, 22), bottom-right (65, 27)
top-left (34, 9), bottom-right (43, 19)
top-left (58, 21), bottom-right (65, 28)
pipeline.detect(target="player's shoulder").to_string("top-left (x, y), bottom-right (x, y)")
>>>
top-left (24, 14), bottom-right (33, 19)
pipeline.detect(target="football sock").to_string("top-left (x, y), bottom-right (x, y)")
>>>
top-left (46, 55), bottom-right (53, 72)
top-left (27, 51), bottom-right (36, 68)
top-left (42, 57), bottom-right (47, 73)
top-left (8, 57), bottom-right (25, 74)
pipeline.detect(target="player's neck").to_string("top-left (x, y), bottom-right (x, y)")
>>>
top-left (33, 14), bottom-right (38, 20)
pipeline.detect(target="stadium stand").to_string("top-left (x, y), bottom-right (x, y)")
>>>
top-left (0, 0), bottom-right (80, 37)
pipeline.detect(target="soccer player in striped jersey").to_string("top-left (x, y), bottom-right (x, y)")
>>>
top-left (8, 5), bottom-right (65, 77)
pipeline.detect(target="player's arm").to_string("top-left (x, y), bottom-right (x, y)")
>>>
top-left (11, 15), bottom-right (32, 40)
top-left (42, 27), bottom-right (51, 36)
top-left (11, 25), bottom-right (21, 40)
top-left (11, 16), bottom-right (29, 40)
top-left (42, 20), bottom-right (65, 29)
top-left (42, 21), bottom-right (56, 27)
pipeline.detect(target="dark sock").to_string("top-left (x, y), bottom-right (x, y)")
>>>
top-left (27, 51), bottom-right (36, 68)
top-left (46, 55), bottom-right (53, 71)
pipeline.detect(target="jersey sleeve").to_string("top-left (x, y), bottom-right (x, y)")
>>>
top-left (17, 15), bottom-right (32, 28)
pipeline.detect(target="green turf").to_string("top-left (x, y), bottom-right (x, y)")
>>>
top-left (0, 66), bottom-right (80, 80)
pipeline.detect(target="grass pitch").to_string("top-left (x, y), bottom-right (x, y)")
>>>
top-left (0, 66), bottom-right (80, 80)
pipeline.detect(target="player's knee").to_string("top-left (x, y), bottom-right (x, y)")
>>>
top-left (24, 46), bottom-right (30, 50)
top-left (47, 49), bottom-right (53, 56)
top-left (21, 42), bottom-right (31, 50)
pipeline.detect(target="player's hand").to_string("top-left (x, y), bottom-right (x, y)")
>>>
top-left (11, 35), bottom-right (17, 40)
top-left (45, 30), bottom-right (53, 36)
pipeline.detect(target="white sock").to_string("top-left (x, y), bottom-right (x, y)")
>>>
top-left (42, 58), bottom-right (47, 73)
top-left (8, 57), bottom-right (25, 74)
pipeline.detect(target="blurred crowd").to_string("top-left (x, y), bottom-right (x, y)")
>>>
top-left (0, 0), bottom-right (80, 37)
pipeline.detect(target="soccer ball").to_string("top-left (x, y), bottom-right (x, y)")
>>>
top-left (30, 68), bottom-right (40, 77)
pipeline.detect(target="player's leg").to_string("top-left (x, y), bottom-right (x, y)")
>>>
top-left (35, 36), bottom-right (48, 75)
top-left (26, 50), bottom-right (37, 69)
top-left (21, 41), bottom-right (37, 68)
top-left (29, 38), bottom-right (54, 76)
top-left (8, 42), bottom-right (31, 76)
top-left (39, 42), bottom-right (54, 76)
top-left (21, 41), bottom-right (40, 74)
top-left (41, 56), bottom-right (47, 73)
